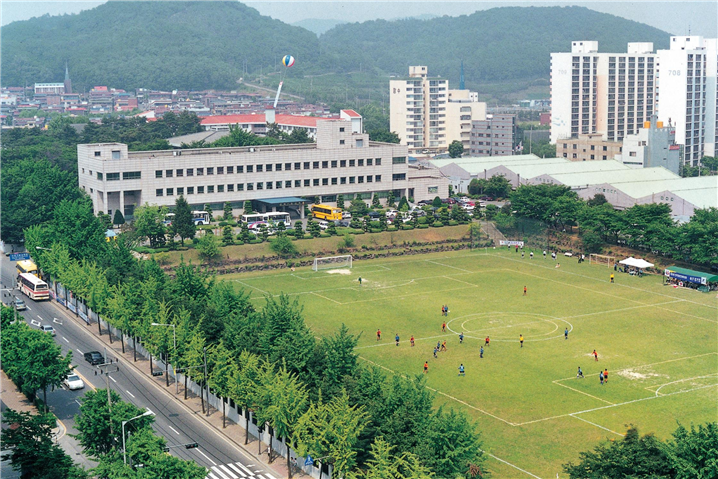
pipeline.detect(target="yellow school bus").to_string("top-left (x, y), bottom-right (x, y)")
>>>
top-left (311, 204), bottom-right (343, 221)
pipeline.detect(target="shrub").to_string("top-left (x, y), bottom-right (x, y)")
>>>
top-left (448, 220), bottom-right (459, 226)
top-left (432, 221), bottom-right (444, 227)
top-left (401, 224), bottom-right (415, 230)
top-left (340, 234), bottom-right (356, 249)
top-left (270, 235), bottom-right (299, 258)
top-left (418, 224), bottom-right (430, 229)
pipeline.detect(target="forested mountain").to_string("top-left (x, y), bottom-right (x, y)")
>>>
top-left (1, 1), bottom-right (320, 91)
top-left (2, 2), bottom-right (670, 98)
top-left (291, 18), bottom-right (347, 36)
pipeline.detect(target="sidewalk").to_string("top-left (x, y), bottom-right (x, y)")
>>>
top-left (71, 314), bottom-right (293, 478)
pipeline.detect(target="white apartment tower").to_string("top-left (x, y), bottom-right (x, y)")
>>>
top-left (390, 66), bottom-right (485, 152)
top-left (655, 36), bottom-right (718, 164)
top-left (551, 41), bottom-right (656, 144)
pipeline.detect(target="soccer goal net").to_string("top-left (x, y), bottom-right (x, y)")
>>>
top-left (312, 255), bottom-right (353, 271)
top-left (589, 254), bottom-right (615, 267)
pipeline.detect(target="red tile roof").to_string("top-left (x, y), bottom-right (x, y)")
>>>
top-left (201, 113), bottom-right (335, 128)
top-left (342, 109), bottom-right (361, 118)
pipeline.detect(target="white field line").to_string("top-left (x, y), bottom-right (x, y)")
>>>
top-left (652, 307), bottom-right (718, 324)
top-left (233, 280), bottom-right (269, 296)
top-left (552, 380), bottom-right (615, 405)
top-left (442, 275), bottom-right (480, 287)
top-left (569, 415), bottom-right (626, 437)
top-left (479, 449), bottom-right (543, 478)
top-left (651, 374), bottom-right (718, 396)
top-left (310, 292), bottom-right (342, 304)
top-left (356, 332), bottom-right (456, 349)
top-left (425, 259), bottom-right (474, 273)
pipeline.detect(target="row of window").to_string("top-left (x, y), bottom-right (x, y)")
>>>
top-left (154, 175), bottom-right (393, 197)
top-left (97, 172), bottom-right (141, 181)
top-left (153, 158), bottom-right (388, 179)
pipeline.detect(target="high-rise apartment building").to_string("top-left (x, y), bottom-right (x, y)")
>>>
top-left (390, 66), bottom-right (485, 152)
top-left (655, 36), bottom-right (718, 164)
top-left (551, 41), bottom-right (656, 144)
top-left (552, 38), bottom-right (717, 166)
top-left (470, 114), bottom-right (516, 156)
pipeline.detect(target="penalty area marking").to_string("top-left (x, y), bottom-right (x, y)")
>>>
top-left (651, 374), bottom-right (718, 396)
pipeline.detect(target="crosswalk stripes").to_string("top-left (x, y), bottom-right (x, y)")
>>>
top-left (206, 462), bottom-right (277, 479)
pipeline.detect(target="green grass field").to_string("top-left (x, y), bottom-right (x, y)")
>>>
top-left (223, 248), bottom-right (718, 478)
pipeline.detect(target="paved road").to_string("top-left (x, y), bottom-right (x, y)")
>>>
top-left (1, 255), bottom-right (277, 479)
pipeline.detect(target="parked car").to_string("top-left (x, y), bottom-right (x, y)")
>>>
top-left (385, 209), bottom-right (399, 218)
top-left (64, 372), bottom-right (85, 390)
top-left (13, 298), bottom-right (26, 311)
top-left (367, 211), bottom-right (381, 219)
top-left (441, 198), bottom-right (457, 205)
top-left (341, 211), bottom-right (352, 220)
top-left (41, 325), bottom-right (56, 336)
top-left (84, 351), bottom-right (105, 366)
top-left (417, 200), bottom-right (432, 206)
top-left (317, 220), bottom-right (329, 230)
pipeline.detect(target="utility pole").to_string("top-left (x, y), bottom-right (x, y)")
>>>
top-left (203, 347), bottom-right (210, 416)
top-left (98, 357), bottom-right (120, 436)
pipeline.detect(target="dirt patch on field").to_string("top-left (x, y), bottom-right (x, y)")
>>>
top-left (616, 369), bottom-right (666, 381)
top-left (326, 269), bottom-right (351, 275)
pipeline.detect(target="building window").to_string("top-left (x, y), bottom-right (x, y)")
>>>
top-left (322, 178), bottom-right (328, 186)
top-left (392, 173), bottom-right (406, 181)
top-left (238, 184), bottom-right (244, 191)
top-left (367, 175), bottom-right (373, 182)
top-left (267, 164), bottom-right (274, 172)
top-left (247, 183), bottom-right (254, 191)
top-left (304, 162), bottom-right (310, 170)
top-left (392, 157), bottom-right (406, 164)
top-left (349, 159), bottom-right (356, 167)
top-left (590, 155), bottom-right (595, 160)
top-left (167, 188), bottom-right (174, 196)
top-left (630, 151), bottom-right (637, 156)
top-left (603, 146), bottom-right (608, 151)
top-left (572, 153), bottom-right (577, 159)
top-left (295, 180), bottom-right (301, 187)
top-left (198, 186), bottom-right (205, 194)
top-left (187, 168), bottom-right (194, 176)
top-left (156, 189), bottom-right (163, 196)
top-left (275, 163), bottom-right (282, 171)
top-left (590, 145), bottom-right (595, 151)
top-left (228, 184), bottom-right (234, 192)
top-left (166, 169), bottom-right (174, 177)
top-left (207, 167), bottom-right (214, 175)
top-left (156, 170), bottom-right (163, 178)
top-left (106, 173), bottom-right (120, 181)
top-left (304, 179), bottom-right (310, 187)
top-left (247, 165), bottom-right (253, 173)
top-left (266, 182), bottom-right (273, 190)
top-left (340, 127), bottom-right (345, 132)
top-left (177, 187), bottom-right (184, 195)
top-left (358, 176), bottom-right (364, 183)
top-left (340, 140), bottom-right (345, 145)
top-left (313, 161), bottom-right (320, 169)
top-left (197, 168), bottom-right (204, 175)
top-left (331, 177), bottom-right (338, 185)
top-left (367, 158), bottom-right (373, 166)
top-left (358, 159), bottom-right (364, 167)
top-left (187, 186), bottom-right (194, 194)
top-left (375, 175), bottom-right (382, 182)
top-left (94, 151), bottom-right (101, 157)
top-left (218, 185), bottom-right (224, 193)
top-left (322, 161), bottom-right (328, 168)
top-left (340, 177), bottom-right (347, 184)
top-left (285, 180), bottom-right (291, 188)
top-left (340, 160), bottom-right (347, 167)
top-left (376, 158), bottom-right (382, 165)
top-left (123, 171), bottom-right (141, 180)
top-left (276, 181), bottom-right (282, 189)
top-left (207, 185), bottom-right (215, 193)
top-left (349, 176), bottom-right (355, 184)
top-left (295, 162), bottom-right (301, 170)
top-left (603, 155), bottom-right (607, 160)
top-left (313, 179), bottom-right (320, 186)
top-left (227, 166), bottom-right (234, 174)
top-left (112, 150), bottom-right (121, 160)
top-left (331, 160), bottom-right (338, 168)
top-left (237, 165), bottom-right (244, 173)
top-left (256, 165), bottom-right (263, 173)
top-left (217, 167), bottom-right (224, 175)
top-left (177, 169), bottom-right (184, 177)
top-left (356, 139), bottom-right (363, 147)
top-left (285, 163), bottom-right (292, 170)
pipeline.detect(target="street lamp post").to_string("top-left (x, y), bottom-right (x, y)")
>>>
top-left (151, 322), bottom-right (177, 393)
top-left (122, 410), bottom-right (154, 465)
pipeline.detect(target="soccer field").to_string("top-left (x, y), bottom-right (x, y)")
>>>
top-left (224, 248), bottom-right (718, 478)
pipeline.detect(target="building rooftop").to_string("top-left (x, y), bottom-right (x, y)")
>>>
top-left (201, 113), bottom-right (331, 128)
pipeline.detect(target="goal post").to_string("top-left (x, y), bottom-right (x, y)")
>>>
top-left (312, 255), bottom-right (353, 271)
top-left (589, 254), bottom-right (615, 267)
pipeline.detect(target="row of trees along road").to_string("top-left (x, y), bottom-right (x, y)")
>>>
top-left (24, 195), bottom-right (486, 478)
top-left (506, 183), bottom-right (718, 267)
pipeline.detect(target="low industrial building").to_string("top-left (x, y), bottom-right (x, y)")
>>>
top-left (78, 119), bottom-right (448, 219)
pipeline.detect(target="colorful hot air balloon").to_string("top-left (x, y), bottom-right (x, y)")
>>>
top-left (282, 55), bottom-right (295, 67)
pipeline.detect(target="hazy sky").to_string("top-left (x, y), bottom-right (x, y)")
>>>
top-left (2, 0), bottom-right (716, 37)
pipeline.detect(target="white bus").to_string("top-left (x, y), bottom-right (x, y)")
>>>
top-left (192, 211), bottom-right (211, 225)
top-left (18, 273), bottom-right (50, 301)
top-left (265, 212), bottom-right (291, 227)
top-left (241, 213), bottom-right (268, 224)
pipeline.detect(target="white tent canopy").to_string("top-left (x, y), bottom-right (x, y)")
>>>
top-left (619, 257), bottom-right (654, 269)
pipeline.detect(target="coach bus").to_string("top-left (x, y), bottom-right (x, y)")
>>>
top-left (241, 213), bottom-right (268, 224)
top-left (265, 212), bottom-right (292, 228)
top-left (17, 273), bottom-right (50, 301)
top-left (16, 260), bottom-right (39, 277)
top-left (311, 204), bottom-right (343, 221)
top-left (192, 211), bottom-right (211, 225)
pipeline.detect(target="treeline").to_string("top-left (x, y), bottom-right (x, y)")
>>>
top-left (505, 183), bottom-right (718, 268)
top-left (24, 196), bottom-right (485, 477)
top-left (2, 2), bottom-right (669, 97)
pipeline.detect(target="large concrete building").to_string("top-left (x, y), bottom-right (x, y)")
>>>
top-left (556, 134), bottom-right (623, 162)
top-left (78, 120), bottom-right (448, 219)
top-left (551, 38), bottom-right (718, 166)
top-left (390, 66), bottom-right (485, 152)
top-left (616, 116), bottom-right (681, 174)
top-left (470, 114), bottom-right (516, 157)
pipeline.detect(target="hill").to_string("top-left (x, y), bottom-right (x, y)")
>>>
top-left (291, 18), bottom-right (347, 36)
top-left (1, 1), bottom-right (319, 92)
top-left (1, 3), bottom-right (670, 103)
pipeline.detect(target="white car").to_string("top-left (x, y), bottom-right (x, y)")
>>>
top-left (41, 325), bottom-right (56, 336)
top-left (385, 209), bottom-right (399, 218)
top-left (317, 220), bottom-right (329, 230)
top-left (64, 373), bottom-right (85, 390)
top-left (341, 211), bottom-right (352, 220)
